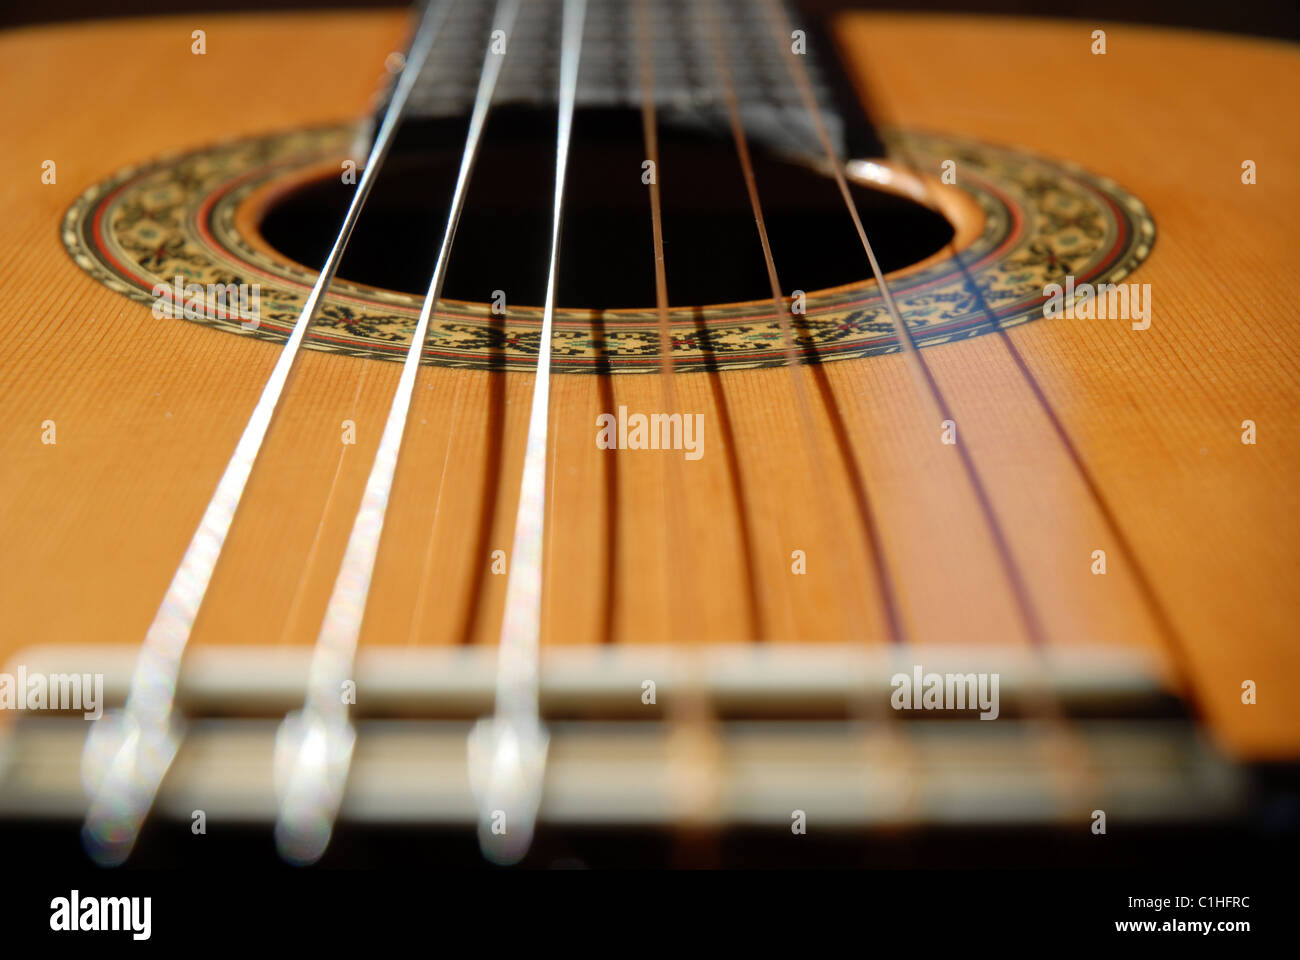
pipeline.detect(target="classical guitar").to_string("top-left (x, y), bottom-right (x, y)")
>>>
top-left (0, 0), bottom-right (1296, 880)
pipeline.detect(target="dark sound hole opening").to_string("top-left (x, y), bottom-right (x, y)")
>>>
top-left (260, 108), bottom-right (954, 309)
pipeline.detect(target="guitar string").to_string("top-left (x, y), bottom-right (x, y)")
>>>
top-left (468, 0), bottom-right (588, 866)
top-left (756, 0), bottom-right (1099, 818)
top-left (633, 0), bottom-right (728, 858)
top-left (703, 0), bottom-right (902, 650)
top-left (79, 0), bottom-right (457, 867)
top-left (636, 0), bottom-right (690, 624)
top-left (100, 0), bottom-right (1128, 856)
top-left (273, 0), bottom-right (522, 865)
top-left (857, 113), bottom-right (1206, 720)
top-left (702, 0), bottom-right (921, 838)
top-left (754, 0), bottom-right (1050, 651)
top-left (566, 0), bottom-right (911, 849)
top-left (760, 1), bottom-right (1193, 729)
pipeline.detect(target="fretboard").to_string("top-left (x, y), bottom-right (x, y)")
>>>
top-left (385, 0), bottom-right (877, 162)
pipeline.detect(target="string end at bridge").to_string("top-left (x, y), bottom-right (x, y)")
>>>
top-left (272, 709), bottom-right (358, 866)
top-left (80, 709), bottom-right (182, 867)
top-left (467, 716), bottom-right (550, 866)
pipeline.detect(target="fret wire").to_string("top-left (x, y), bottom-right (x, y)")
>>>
top-left (79, 0), bottom-right (457, 868)
top-left (273, 0), bottom-right (522, 866)
top-left (468, 0), bottom-right (588, 867)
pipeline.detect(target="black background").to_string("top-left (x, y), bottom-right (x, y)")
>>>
top-left (2, 0), bottom-right (1298, 41)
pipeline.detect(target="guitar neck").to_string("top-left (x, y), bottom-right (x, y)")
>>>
top-left (377, 0), bottom-right (883, 162)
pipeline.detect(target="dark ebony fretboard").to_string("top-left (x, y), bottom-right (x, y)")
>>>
top-left (382, 0), bottom-right (883, 163)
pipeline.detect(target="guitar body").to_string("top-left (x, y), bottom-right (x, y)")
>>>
top-left (0, 7), bottom-right (1297, 869)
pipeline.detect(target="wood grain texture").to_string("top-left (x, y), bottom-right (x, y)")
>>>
top-left (0, 12), bottom-right (1296, 758)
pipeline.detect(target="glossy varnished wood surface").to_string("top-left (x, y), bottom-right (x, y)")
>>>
top-left (0, 12), bottom-right (1296, 758)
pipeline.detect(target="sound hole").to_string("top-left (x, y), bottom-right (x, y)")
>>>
top-left (260, 107), bottom-right (954, 308)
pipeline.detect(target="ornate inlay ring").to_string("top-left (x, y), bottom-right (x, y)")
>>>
top-left (63, 125), bottom-right (1154, 373)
